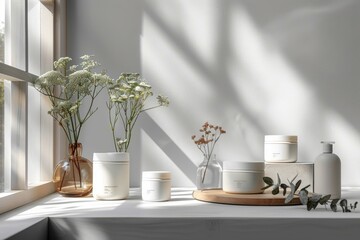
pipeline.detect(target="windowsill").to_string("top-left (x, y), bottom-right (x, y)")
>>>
top-left (1, 187), bottom-right (360, 239)
top-left (0, 182), bottom-right (55, 215)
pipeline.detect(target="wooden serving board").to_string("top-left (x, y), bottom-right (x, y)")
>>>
top-left (193, 189), bottom-right (301, 206)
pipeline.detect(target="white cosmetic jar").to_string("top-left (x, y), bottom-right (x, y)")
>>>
top-left (92, 152), bottom-right (129, 200)
top-left (264, 135), bottom-right (298, 163)
top-left (142, 171), bottom-right (171, 202)
top-left (222, 161), bottom-right (264, 194)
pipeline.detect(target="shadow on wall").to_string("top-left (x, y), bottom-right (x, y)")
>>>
top-left (141, 0), bottom-right (360, 186)
top-left (137, 113), bottom-right (197, 186)
top-left (69, 0), bottom-right (360, 187)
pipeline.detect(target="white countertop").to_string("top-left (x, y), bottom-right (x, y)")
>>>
top-left (1, 188), bottom-right (360, 239)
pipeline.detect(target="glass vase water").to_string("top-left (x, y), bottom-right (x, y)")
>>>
top-left (196, 154), bottom-right (222, 190)
top-left (53, 143), bottom-right (93, 197)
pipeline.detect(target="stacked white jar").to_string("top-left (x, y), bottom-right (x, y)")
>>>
top-left (92, 152), bottom-right (129, 200)
top-left (264, 135), bottom-right (298, 163)
top-left (142, 171), bottom-right (171, 201)
top-left (222, 161), bottom-right (265, 194)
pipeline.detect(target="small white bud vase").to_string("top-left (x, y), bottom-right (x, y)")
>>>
top-left (92, 152), bottom-right (129, 200)
top-left (142, 171), bottom-right (171, 201)
top-left (314, 141), bottom-right (341, 199)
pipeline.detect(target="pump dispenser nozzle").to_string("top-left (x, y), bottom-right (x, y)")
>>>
top-left (321, 141), bottom-right (335, 153)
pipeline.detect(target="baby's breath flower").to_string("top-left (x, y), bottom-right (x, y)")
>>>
top-left (157, 95), bottom-right (170, 107)
top-left (36, 70), bottom-right (65, 87)
top-left (54, 57), bottom-right (72, 71)
top-left (107, 72), bottom-right (169, 152)
top-left (67, 70), bottom-right (93, 95)
top-left (135, 86), bottom-right (144, 92)
top-left (33, 55), bottom-right (110, 146)
top-left (93, 73), bottom-right (112, 86)
top-left (69, 65), bottom-right (78, 72)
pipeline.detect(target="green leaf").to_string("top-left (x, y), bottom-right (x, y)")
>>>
top-left (307, 201), bottom-right (314, 211)
top-left (310, 194), bottom-right (322, 202)
top-left (280, 184), bottom-right (288, 196)
top-left (330, 204), bottom-right (337, 212)
top-left (261, 185), bottom-right (272, 190)
top-left (289, 183), bottom-right (295, 196)
top-left (263, 177), bottom-right (274, 186)
top-left (272, 186), bottom-right (280, 195)
top-left (331, 199), bottom-right (339, 212)
top-left (290, 174), bottom-right (298, 184)
top-left (307, 198), bottom-right (320, 211)
top-left (340, 199), bottom-right (348, 213)
top-left (299, 190), bottom-right (308, 205)
top-left (300, 184), bottom-right (311, 191)
top-left (285, 192), bottom-right (294, 204)
top-left (319, 194), bottom-right (331, 205)
top-left (277, 173), bottom-right (281, 185)
top-left (294, 180), bottom-right (302, 193)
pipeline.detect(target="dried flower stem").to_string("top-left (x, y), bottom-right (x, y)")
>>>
top-left (192, 122), bottom-right (226, 183)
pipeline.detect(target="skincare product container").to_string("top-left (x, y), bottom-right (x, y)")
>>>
top-left (142, 171), bottom-right (171, 201)
top-left (264, 135), bottom-right (298, 163)
top-left (93, 152), bottom-right (129, 200)
top-left (314, 141), bottom-right (341, 199)
top-left (222, 161), bottom-right (264, 194)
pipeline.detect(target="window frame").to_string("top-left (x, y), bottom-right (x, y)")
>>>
top-left (0, 0), bottom-right (66, 214)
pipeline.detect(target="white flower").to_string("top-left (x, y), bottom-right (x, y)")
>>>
top-left (120, 94), bottom-right (128, 100)
top-left (135, 86), bottom-right (144, 92)
top-left (54, 57), bottom-right (72, 70)
top-left (69, 65), bottom-right (78, 72)
top-left (139, 82), bottom-right (151, 88)
top-left (67, 70), bottom-right (93, 95)
top-left (157, 95), bottom-right (170, 107)
top-left (36, 70), bottom-right (65, 87)
top-left (92, 73), bottom-right (112, 86)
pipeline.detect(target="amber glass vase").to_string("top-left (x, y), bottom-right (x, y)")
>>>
top-left (53, 143), bottom-right (93, 197)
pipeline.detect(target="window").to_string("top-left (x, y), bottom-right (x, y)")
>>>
top-left (0, 0), bottom-right (5, 193)
top-left (0, 0), bottom-right (64, 213)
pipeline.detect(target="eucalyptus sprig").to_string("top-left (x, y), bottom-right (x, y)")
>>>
top-left (263, 174), bottom-right (358, 212)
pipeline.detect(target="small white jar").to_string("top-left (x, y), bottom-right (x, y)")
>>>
top-left (264, 135), bottom-right (298, 163)
top-left (142, 171), bottom-right (171, 201)
top-left (223, 161), bottom-right (264, 194)
top-left (93, 152), bottom-right (129, 200)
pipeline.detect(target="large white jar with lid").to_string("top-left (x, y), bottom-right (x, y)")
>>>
top-left (314, 141), bottom-right (341, 199)
top-left (93, 152), bottom-right (129, 200)
top-left (222, 161), bottom-right (264, 194)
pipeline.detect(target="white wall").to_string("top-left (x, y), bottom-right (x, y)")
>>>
top-left (67, 0), bottom-right (360, 187)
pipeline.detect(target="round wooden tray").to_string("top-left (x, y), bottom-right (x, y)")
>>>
top-left (193, 189), bottom-right (301, 206)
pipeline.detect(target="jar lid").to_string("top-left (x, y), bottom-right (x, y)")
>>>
top-left (265, 135), bottom-right (297, 143)
top-left (93, 152), bottom-right (129, 162)
top-left (142, 171), bottom-right (171, 180)
top-left (223, 161), bottom-right (264, 171)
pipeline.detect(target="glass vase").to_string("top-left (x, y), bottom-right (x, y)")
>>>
top-left (196, 154), bottom-right (222, 190)
top-left (53, 143), bottom-right (93, 197)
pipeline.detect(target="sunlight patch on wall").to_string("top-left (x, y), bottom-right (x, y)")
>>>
top-left (141, 0), bottom-right (360, 187)
top-left (141, 129), bottom-right (194, 187)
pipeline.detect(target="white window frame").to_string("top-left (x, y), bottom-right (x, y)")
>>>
top-left (0, 0), bottom-right (66, 214)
